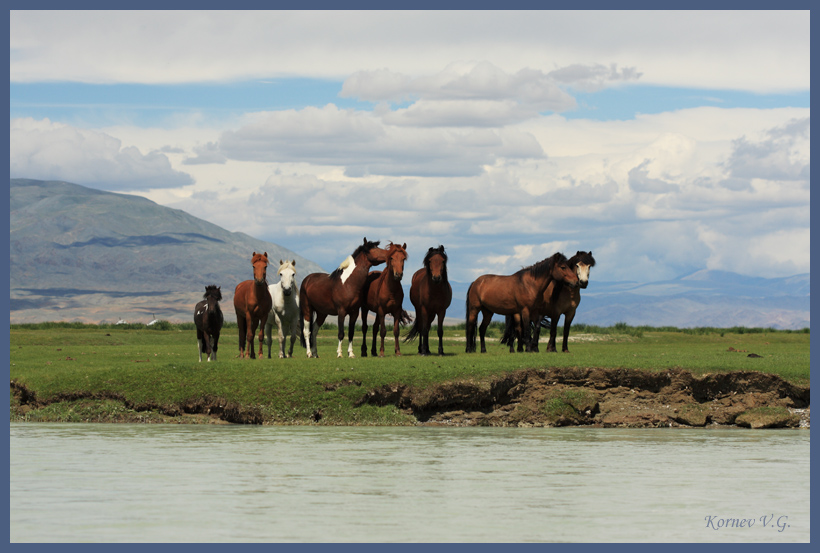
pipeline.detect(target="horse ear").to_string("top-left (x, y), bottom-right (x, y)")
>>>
top-left (403, 243), bottom-right (407, 250)
top-left (280, 259), bottom-right (284, 265)
top-left (292, 260), bottom-right (296, 266)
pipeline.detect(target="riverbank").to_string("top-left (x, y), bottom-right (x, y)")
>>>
top-left (10, 325), bottom-right (809, 428)
top-left (11, 367), bottom-right (810, 429)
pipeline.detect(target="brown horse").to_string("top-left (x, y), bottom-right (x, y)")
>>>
top-left (361, 242), bottom-right (411, 357)
top-left (233, 252), bottom-right (272, 359)
top-left (403, 245), bottom-right (452, 356)
top-left (502, 251), bottom-right (596, 353)
top-left (299, 237), bottom-right (390, 358)
top-left (194, 285), bottom-right (223, 362)
top-left (465, 252), bottom-right (579, 354)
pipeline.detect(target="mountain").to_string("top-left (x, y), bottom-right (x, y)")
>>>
top-left (9, 178), bottom-right (810, 329)
top-left (10, 178), bottom-right (326, 324)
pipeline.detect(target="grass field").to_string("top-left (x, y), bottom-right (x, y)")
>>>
top-left (9, 323), bottom-right (810, 424)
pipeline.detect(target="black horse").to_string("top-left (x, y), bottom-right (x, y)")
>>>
top-left (194, 285), bottom-right (224, 362)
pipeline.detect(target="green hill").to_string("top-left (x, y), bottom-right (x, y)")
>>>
top-left (10, 178), bottom-right (326, 324)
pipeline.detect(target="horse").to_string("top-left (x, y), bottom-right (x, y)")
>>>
top-left (361, 242), bottom-right (411, 357)
top-left (403, 245), bottom-right (452, 356)
top-left (465, 252), bottom-right (579, 354)
top-left (233, 252), bottom-right (272, 359)
top-left (264, 259), bottom-right (305, 359)
top-left (299, 237), bottom-right (390, 358)
top-left (194, 285), bottom-right (223, 362)
top-left (501, 251), bottom-right (596, 353)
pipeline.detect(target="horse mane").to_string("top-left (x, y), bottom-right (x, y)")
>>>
top-left (329, 238), bottom-right (382, 280)
top-left (423, 245), bottom-right (448, 279)
top-left (569, 250), bottom-right (596, 267)
top-left (515, 252), bottom-right (568, 280)
top-left (203, 285), bottom-right (222, 301)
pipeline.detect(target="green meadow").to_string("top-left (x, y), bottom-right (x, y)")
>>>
top-left (9, 322), bottom-right (810, 424)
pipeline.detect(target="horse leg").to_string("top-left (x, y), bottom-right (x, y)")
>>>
top-left (197, 328), bottom-right (204, 362)
top-left (378, 311), bottom-right (387, 357)
top-left (371, 313), bottom-right (379, 357)
top-left (562, 311), bottom-right (575, 353)
top-left (275, 313), bottom-right (286, 359)
top-left (287, 322), bottom-right (296, 358)
top-left (212, 330), bottom-right (219, 361)
top-left (478, 309), bottom-right (492, 353)
top-left (335, 313), bottom-right (347, 358)
top-left (246, 316), bottom-right (257, 359)
top-left (256, 314), bottom-right (268, 359)
top-left (393, 310), bottom-right (402, 356)
top-left (521, 309), bottom-right (533, 353)
top-left (465, 305), bottom-right (479, 353)
top-left (435, 311), bottom-right (445, 356)
top-left (348, 309), bottom-right (359, 358)
top-left (264, 315), bottom-right (272, 359)
top-left (236, 312), bottom-right (247, 358)
top-left (360, 308), bottom-right (369, 357)
top-left (547, 317), bottom-right (559, 353)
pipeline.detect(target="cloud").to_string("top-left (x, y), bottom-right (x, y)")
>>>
top-left (628, 160), bottom-right (680, 194)
top-left (726, 117), bottom-right (810, 183)
top-left (9, 117), bottom-right (194, 190)
top-left (9, 11), bottom-right (809, 92)
top-left (547, 63), bottom-right (643, 92)
top-left (213, 104), bottom-right (544, 177)
top-left (183, 142), bottom-right (227, 165)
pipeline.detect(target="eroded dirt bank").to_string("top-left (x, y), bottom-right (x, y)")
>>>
top-left (11, 368), bottom-right (810, 428)
top-left (357, 368), bottom-right (810, 429)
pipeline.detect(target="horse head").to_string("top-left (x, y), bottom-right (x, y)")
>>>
top-left (569, 251), bottom-right (596, 289)
top-left (278, 259), bottom-right (297, 296)
top-left (203, 284), bottom-right (222, 302)
top-left (549, 252), bottom-right (580, 288)
top-left (386, 242), bottom-right (408, 281)
top-left (359, 236), bottom-right (389, 266)
top-left (424, 245), bottom-right (448, 283)
top-left (251, 252), bottom-right (269, 285)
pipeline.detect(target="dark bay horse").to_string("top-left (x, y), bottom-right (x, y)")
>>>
top-left (361, 242), bottom-right (411, 357)
top-left (233, 252), bottom-right (272, 359)
top-left (403, 245), bottom-right (452, 356)
top-left (465, 252), bottom-right (579, 354)
top-left (194, 285), bottom-right (223, 362)
top-left (299, 237), bottom-right (389, 358)
top-left (502, 251), bottom-right (596, 353)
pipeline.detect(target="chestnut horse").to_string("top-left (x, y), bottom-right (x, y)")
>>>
top-left (403, 245), bottom-right (452, 356)
top-left (233, 252), bottom-right (272, 359)
top-left (299, 237), bottom-right (389, 358)
top-left (465, 252), bottom-right (579, 354)
top-left (502, 251), bottom-right (596, 353)
top-left (194, 285), bottom-right (223, 362)
top-left (361, 242), bottom-right (411, 357)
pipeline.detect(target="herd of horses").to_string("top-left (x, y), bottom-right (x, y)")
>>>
top-left (193, 237), bottom-right (594, 362)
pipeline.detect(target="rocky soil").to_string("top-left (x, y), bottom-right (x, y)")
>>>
top-left (11, 368), bottom-right (809, 428)
top-left (357, 367), bottom-right (810, 429)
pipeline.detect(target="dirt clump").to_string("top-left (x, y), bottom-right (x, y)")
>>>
top-left (356, 367), bottom-right (809, 428)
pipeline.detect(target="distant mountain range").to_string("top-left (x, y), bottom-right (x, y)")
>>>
top-left (10, 178), bottom-right (810, 329)
top-left (10, 178), bottom-right (325, 324)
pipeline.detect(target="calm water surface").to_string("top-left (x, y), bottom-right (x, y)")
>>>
top-left (10, 423), bottom-right (810, 542)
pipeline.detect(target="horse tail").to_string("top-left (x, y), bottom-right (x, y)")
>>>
top-left (403, 316), bottom-right (420, 342)
top-left (399, 310), bottom-right (413, 326)
top-left (465, 283), bottom-right (476, 351)
top-left (499, 314), bottom-right (516, 346)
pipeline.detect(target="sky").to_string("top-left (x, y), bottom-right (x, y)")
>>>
top-left (9, 10), bottom-right (811, 285)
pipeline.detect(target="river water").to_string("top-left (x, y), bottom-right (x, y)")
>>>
top-left (9, 423), bottom-right (809, 543)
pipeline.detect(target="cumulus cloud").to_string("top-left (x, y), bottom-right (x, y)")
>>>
top-left (9, 117), bottom-right (194, 190)
top-left (212, 104), bottom-right (544, 177)
top-left (726, 116), bottom-right (810, 183)
top-left (546, 63), bottom-right (643, 92)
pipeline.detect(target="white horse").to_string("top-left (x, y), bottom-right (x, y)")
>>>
top-left (264, 260), bottom-right (303, 358)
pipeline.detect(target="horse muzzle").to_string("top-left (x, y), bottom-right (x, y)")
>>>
top-left (579, 280), bottom-right (588, 289)
top-left (432, 275), bottom-right (442, 283)
top-left (393, 272), bottom-right (403, 281)
top-left (283, 288), bottom-right (292, 297)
